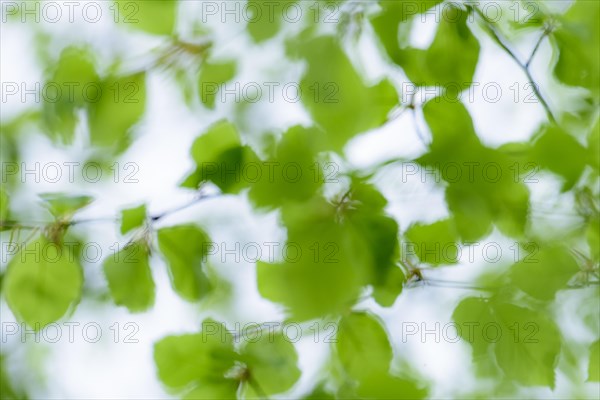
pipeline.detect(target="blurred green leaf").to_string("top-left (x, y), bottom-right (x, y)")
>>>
top-left (157, 224), bottom-right (212, 301)
top-left (288, 35), bottom-right (398, 151)
top-left (103, 241), bottom-right (154, 312)
top-left (493, 302), bottom-right (561, 388)
top-left (531, 125), bottom-right (587, 190)
top-left (419, 98), bottom-right (529, 240)
top-left (154, 320), bottom-right (237, 394)
top-left (88, 73), bottom-right (147, 152)
top-left (509, 245), bottom-right (579, 300)
top-left (120, 204), bottom-right (147, 235)
top-left (589, 339), bottom-right (600, 382)
top-left (3, 236), bottom-right (83, 328)
top-left (257, 196), bottom-right (365, 320)
top-left (336, 312), bottom-right (426, 399)
top-left (116, 0), bottom-right (178, 36)
top-left (258, 180), bottom-right (405, 319)
top-left (43, 47), bottom-right (98, 143)
top-left (39, 193), bottom-right (93, 220)
top-left (453, 297), bottom-right (561, 388)
top-left (246, 0), bottom-right (297, 43)
top-left (199, 60), bottom-right (237, 109)
top-left (371, 0), bottom-right (443, 58)
top-left (345, 180), bottom-right (403, 306)
top-left (248, 125), bottom-right (324, 208)
top-left (155, 319), bottom-right (301, 398)
top-left (0, 354), bottom-right (27, 400)
top-left (553, 0), bottom-right (600, 97)
top-left (405, 218), bottom-right (460, 265)
top-left (389, 5), bottom-right (480, 86)
top-left (240, 333), bottom-right (301, 397)
top-left (183, 120), bottom-right (260, 193)
top-left (0, 189), bottom-right (8, 222)
top-left (372, 265), bottom-right (405, 307)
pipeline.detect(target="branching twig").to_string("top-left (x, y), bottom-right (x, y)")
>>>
top-left (473, 7), bottom-right (557, 124)
top-left (0, 192), bottom-right (218, 233)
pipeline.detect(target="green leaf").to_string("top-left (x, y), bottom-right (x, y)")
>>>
top-left (198, 60), bottom-right (237, 109)
top-left (182, 380), bottom-right (239, 400)
top-left (248, 125), bottom-right (324, 208)
top-left (553, 0), bottom-right (600, 97)
top-left (39, 193), bottom-right (93, 219)
top-left (452, 297), bottom-right (496, 358)
top-left (258, 181), bottom-right (404, 318)
top-left (116, 0), bottom-right (178, 36)
top-left (183, 120), bottom-right (260, 193)
top-left (3, 236), bottom-right (83, 328)
top-left (588, 221), bottom-right (600, 262)
top-left (453, 297), bottom-right (561, 388)
top-left (154, 320), bottom-right (237, 392)
top-left (157, 225), bottom-right (212, 301)
top-left (1, 353), bottom-right (27, 400)
top-left (588, 339), bottom-right (600, 382)
top-left (191, 120), bottom-right (240, 164)
top-left (419, 98), bottom-right (529, 240)
top-left (0, 189), bottom-right (8, 221)
top-left (43, 47), bottom-right (98, 143)
top-left (404, 218), bottom-right (460, 265)
top-left (103, 241), bottom-right (154, 312)
top-left (531, 125), bottom-right (587, 190)
top-left (336, 312), bottom-right (426, 399)
top-left (246, 0), bottom-right (296, 43)
top-left (371, 265), bottom-right (405, 307)
top-left (509, 245), bottom-right (579, 300)
top-left (337, 312), bottom-right (393, 378)
top-left (289, 35), bottom-right (398, 151)
top-left (371, 0), bottom-right (443, 59)
top-left (391, 6), bottom-right (480, 86)
top-left (588, 119), bottom-right (600, 171)
top-left (87, 73), bottom-right (146, 153)
top-left (303, 384), bottom-right (335, 400)
top-left (241, 333), bottom-right (301, 396)
top-left (155, 320), bottom-right (301, 398)
top-left (493, 302), bottom-right (561, 388)
top-left (257, 196), bottom-right (367, 321)
top-left (344, 180), bottom-right (403, 306)
top-left (120, 204), bottom-right (147, 235)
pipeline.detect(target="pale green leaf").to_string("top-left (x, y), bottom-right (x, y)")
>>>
top-left (241, 333), bottom-right (301, 396)
top-left (157, 224), bottom-right (212, 301)
top-left (3, 236), bottom-right (83, 328)
top-left (103, 241), bottom-right (154, 312)
top-left (120, 204), bottom-right (147, 235)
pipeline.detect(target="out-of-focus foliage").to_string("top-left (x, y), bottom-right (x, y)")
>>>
top-left (335, 312), bottom-right (426, 398)
top-left (1, 0), bottom-right (598, 399)
top-left (103, 241), bottom-right (155, 312)
top-left (3, 236), bottom-right (83, 329)
top-left (120, 204), bottom-right (147, 235)
top-left (154, 319), bottom-right (300, 398)
top-left (453, 297), bottom-right (562, 388)
top-left (157, 224), bottom-right (212, 301)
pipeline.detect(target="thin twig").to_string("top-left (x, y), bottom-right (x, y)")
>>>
top-left (0, 221), bottom-right (45, 230)
top-left (525, 31), bottom-right (547, 68)
top-left (0, 193), bottom-right (219, 232)
top-left (473, 7), bottom-right (557, 124)
top-left (150, 193), bottom-right (217, 222)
